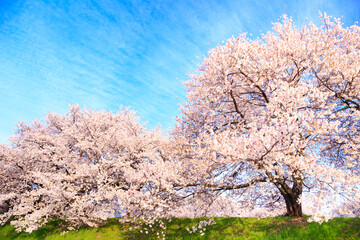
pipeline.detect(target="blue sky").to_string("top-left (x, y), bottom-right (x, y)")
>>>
top-left (0, 0), bottom-right (359, 143)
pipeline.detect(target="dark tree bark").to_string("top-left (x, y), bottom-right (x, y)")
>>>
top-left (0, 200), bottom-right (9, 213)
top-left (275, 177), bottom-right (303, 217)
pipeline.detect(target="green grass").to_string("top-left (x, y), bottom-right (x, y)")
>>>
top-left (0, 216), bottom-right (359, 240)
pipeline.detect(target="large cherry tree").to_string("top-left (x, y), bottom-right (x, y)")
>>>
top-left (0, 105), bottom-right (180, 232)
top-left (174, 14), bottom-right (360, 218)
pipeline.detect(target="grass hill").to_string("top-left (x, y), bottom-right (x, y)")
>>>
top-left (0, 216), bottom-right (359, 239)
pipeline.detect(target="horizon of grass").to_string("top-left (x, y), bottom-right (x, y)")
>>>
top-left (0, 216), bottom-right (359, 240)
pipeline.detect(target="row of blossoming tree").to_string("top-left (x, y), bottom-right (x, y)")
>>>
top-left (1, 14), bottom-right (360, 233)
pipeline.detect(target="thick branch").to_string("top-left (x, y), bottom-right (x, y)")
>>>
top-left (227, 71), bottom-right (269, 103)
top-left (229, 90), bottom-right (244, 118)
top-left (177, 177), bottom-right (268, 191)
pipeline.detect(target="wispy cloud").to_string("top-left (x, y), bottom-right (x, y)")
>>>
top-left (0, 0), bottom-right (359, 142)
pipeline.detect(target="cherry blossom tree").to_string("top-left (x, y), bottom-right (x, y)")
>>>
top-left (173, 14), bottom-right (360, 219)
top-left (0, 105), bottom-right (180, 232)
top-left (0, 145), bottom-right (27, 214)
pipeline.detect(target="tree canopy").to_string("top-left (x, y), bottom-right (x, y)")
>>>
top-left (174, 14), bottom-right (360, 219)
top-left (0, 105), bottom-right (179, 232)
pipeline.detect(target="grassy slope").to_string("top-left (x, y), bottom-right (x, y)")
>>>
top-left (0, 216), bottom-right (359, 240)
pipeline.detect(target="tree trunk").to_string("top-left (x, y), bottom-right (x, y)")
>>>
top-left (283, 192), bottom-right (302, 217)
top-left (276, 177), bottom-right (303, 217)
